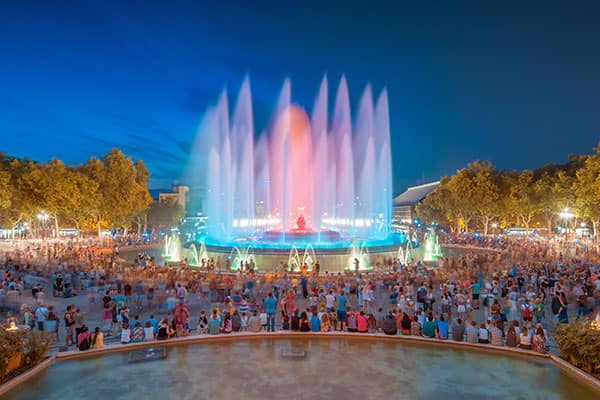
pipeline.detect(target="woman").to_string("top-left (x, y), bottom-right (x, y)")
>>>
top-left (157, 319), bottom-right (170, 340)
top-left (287, 291), bottom-right (295, 317)
top-left (356, 311), bottom-right (368, 333)
top-left (279, 291), bottom-right (288, 315)
top-left (505, 323), bottom-right (518, 347)
top-left (291, 309), bottom-right (300, 331)
top-left (299, 312), bottom-right (310, 332)
top-left (77, 326), bottom-right (92, 351)
top-left (92, 327), bottom-right (104, 349)
top-left (399, 312), bottom-right (411, 335)
top-left (533, 326), bottom-right (548, 354)
top-left (518, 326), bottom-right (532, 350)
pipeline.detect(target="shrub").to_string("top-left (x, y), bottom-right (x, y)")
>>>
top-left (0, 326), bottom-right (49, 382)
top-left (555, 317), bottom-right (600, 378)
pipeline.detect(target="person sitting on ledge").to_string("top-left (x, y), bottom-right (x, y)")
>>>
top-left (247, 311), bottom-right (262, 333)
top-left (299, 312), bottom-right (310, 332)
top-left (422, 314), bottom-right (436, 338)
top-left (383, 311), bottom-right (397, 335)
top-left (91, 326), bottom-right (104, 349)
top-left (77, 325), bottom-right (92, 351)
top-left (346, 311), bottom-right (358, 332)
top-left (356, 311), bottom-right (368, 333)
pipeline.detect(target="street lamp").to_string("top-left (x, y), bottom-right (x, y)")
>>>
top-left (559, 207), bottom-right (574, 241)
top-left (37, 211), bottom-right (49, 238)
top-left (491, 223), bottom-right (498, 235)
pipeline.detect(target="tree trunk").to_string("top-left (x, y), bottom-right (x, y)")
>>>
top-left (483, 218), bottom-right (489, 236)
top-left (97, 219), bottom-right (101, 238)
top-left (53, 215), bottom-right (60, 238)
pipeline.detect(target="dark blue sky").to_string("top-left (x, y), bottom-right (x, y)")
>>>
top-left (1, 1), bottom-right (599, 194)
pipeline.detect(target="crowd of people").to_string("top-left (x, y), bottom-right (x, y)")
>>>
top-left (1, 233), bottom-right (599, 357)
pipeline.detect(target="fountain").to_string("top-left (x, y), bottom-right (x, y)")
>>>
top-left (288, 244), bottom-right (317, 272)
top-left (423, 227), bottom-right (443, 262)
top-left (229, 246), bottom-right (256, 271)
top-left (193, 75), bottom-right (392, 242)
top-left (163, 234), bottom-right (181, 262)
top-left (346, 242), bottom-right (372, 271)
top-left (185, 242), bottom-right (209, 267)
top-left (184, 75), bottom-right (419, 271)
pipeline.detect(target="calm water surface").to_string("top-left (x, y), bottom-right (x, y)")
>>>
top-left (3, 338), bottom-right (597, 400)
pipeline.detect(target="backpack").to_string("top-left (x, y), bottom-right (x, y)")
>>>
top-left (551, 296), bottom-right (561, 315)
top-left (522, 305), bottom-right (532, 319)
top-left (483, 296), bottom-right (489, 307)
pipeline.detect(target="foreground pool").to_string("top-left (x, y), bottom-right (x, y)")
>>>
top-left (3, 338), bottom-right (597, 400)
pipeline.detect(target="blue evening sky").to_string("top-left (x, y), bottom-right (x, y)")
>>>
top-left (1, 1), bottom-right (599, 193)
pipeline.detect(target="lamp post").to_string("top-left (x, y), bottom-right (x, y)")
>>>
top-left (37, 211), bottom-right (49, 239)
top-left (491, 223), bottom-right (498, 236)
top-left (559, 207), bottom-right (574, 242)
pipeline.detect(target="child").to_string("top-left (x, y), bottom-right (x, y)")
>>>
top-left (259, 309), bottom-right (268, 331)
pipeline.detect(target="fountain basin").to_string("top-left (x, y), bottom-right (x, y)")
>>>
top-left (2, 335), bottom-right (598, 399)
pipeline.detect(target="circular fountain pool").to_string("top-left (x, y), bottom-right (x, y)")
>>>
top-left (3, 338), bottom-right (597, 400)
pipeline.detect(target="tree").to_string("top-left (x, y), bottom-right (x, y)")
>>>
top-left (507, 170), bottom-right (539, 230)
top-left (574, 147), bottom-right (600, 238)
top-left (468, 161), bottom-right (501, 235)
top-left (83, 149), bottom-right (153, 235)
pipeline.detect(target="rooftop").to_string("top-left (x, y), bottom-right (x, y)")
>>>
top-left (393, 181), bottom-right (440, 206)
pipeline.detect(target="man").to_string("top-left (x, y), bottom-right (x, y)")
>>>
top-left (336, 291), bottom-right (349, 331)
top-left (383, 311), bottom-right (397, 335)
top-left (35, 303), bottom-right (49, 331)
top-left (471, 281), bottom-right (481, 309)
top-left (436, 315), bottom-right (449, 339)
top-left (310, 313), bottom-right (321, 332)
top-left (173, 301), bottom-right (190, 337)
top-left (489, 320), bottom-right (503, 346)
top-left (325, 290), bottom-right (336, 312)
top-left (264, 292), bottom-right (277, 332)
top-left (422, 314), bottom-right (436, 338)
top-left (451, 318), bottom-right (465, 342)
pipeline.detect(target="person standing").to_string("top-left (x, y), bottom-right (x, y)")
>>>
top-left (264, 292), bottom-right (277, 332)
top-left (336, 292), bottom-right (349, 331)
top-left (64, 305), bottom-right (75, 346)
top-left (35, 303), bottom-right (48, 331)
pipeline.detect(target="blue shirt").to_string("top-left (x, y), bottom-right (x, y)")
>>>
top-left (310, 316), bottom-right (321, 332)
top-left (471, 283), bottom-right (481, 295)
top-left (265, 296), bottom-right (277, 314)
top-left (437, 321), bottom-right (449, 339)
top-left (336, 295), bottom-right (347, 311)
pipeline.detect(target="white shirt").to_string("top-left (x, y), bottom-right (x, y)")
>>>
top-left (121, 328), bottom-right (131, 343)
top-left (143, 327), bottom-right (154, 341)
top-left (326, 294), bottom-right (335, 309)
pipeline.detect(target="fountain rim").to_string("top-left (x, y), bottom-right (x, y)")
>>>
top-left (4, 333), bottom-right (599, 396)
